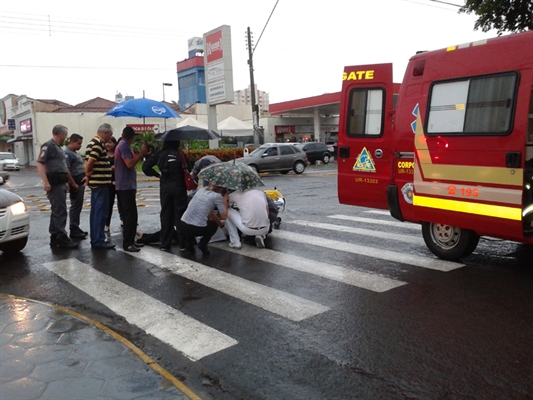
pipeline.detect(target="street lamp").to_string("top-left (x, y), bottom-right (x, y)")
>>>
top-left (162, 83), bottom-right (173, 133)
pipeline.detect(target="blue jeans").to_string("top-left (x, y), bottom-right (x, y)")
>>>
top-left (89, 185), bottom-right (109, 247)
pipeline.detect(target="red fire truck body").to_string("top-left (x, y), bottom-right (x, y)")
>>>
top-left (338, 31), bottom-right (533, 260)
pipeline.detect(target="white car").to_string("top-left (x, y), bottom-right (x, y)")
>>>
top-left (0, 173), bottom-right (29, 254)
top-left (0, 152), bottom-right (20, 171)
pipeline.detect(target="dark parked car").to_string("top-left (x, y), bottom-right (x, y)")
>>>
top-left (294, 142), bottom-right (331, 164)
top-left (235, 143), bottom-right (308, 174)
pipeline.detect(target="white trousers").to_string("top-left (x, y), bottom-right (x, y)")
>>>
top-left (226, 208), bottom-right (269, 244)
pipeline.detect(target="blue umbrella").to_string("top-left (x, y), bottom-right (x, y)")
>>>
top-left (105, 97), bottom-right (180, 119)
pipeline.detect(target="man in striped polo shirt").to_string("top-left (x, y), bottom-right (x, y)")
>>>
top-left (85, 123), bottom-right (115, 250)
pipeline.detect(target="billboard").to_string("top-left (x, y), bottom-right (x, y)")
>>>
top-left (203, 25), bottom-right (234, 105)
top-left (188, 37), bottom-right (203, 57)
top-left (20, 118), bottom-right (32, 133)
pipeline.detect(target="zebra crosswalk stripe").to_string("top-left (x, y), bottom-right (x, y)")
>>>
top-left (365, 210), bottom-right (392, 216)
top-left (42, 259), bottom-right (238, 361)
top-left (327, 214), bottom-right (420, 230)
top-left (123, 246), bottom-right (331, 322)
top-left (273, 229), bottom-right (464, 272)
top-left (211, 243), bottom-right (407, 293)
top-left (290, 220), bottom-right (423, 244)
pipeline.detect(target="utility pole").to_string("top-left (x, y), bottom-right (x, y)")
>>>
top-left (247, 27), bottom-right (260, 147)
top-left (162, 82), bottom-right (172, 133)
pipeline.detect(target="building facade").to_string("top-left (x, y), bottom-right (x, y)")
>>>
top-left (234, 85), bottom-right (269, 116)
top-left (177, 56), bottom-right (206, 111)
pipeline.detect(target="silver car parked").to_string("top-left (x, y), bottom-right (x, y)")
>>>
top-left (0, 152), bottom-right (20, 171)
top-left (235, 143), bottom-right (308, 174)
top-left (0, 173), bottom-right (30, 254)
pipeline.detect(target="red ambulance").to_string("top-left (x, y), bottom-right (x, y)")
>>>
top-left (338, 30), bottom-right (533, 260)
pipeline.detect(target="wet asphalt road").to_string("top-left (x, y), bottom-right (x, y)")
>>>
top-left (1, 165), bottom-right (533, 399)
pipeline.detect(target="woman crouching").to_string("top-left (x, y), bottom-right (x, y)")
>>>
top-left (179, 184), bottom-right (229, 254)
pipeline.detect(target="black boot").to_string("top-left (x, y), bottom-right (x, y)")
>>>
top-left (56, 238), bottom-right (79, 249)
top-left (49, 234), bottom-right (58, 247)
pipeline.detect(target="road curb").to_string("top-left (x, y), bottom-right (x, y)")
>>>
top-left (0, 293), bottom-right (203, 400)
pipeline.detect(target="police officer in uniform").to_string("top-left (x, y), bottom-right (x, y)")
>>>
top-left (36, 124), bottom-right (78, 249)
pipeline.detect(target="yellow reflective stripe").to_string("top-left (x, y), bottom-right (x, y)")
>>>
top-left (414, 180), bottom-right (523, 205)
top-left (413, 195), bottom-right (522, 221)
top-left (414, 114), bottom-right (524, 187)
top-left (420, 164), bottom-right (523, 186)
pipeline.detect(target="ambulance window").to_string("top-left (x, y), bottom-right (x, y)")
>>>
top-left (427, 72), bottom-right (517, 134)
top-left (347, 88), bottom-right (383, 136)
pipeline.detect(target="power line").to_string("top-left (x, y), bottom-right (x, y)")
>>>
top-left (0, 64), bottom-right (170, 71)
top-left (400, 0), bottom-right (462, 10)
top-left (0, 11), bottom-right (195, 40)
top-left (426, 0), bottom-right (462, 7)
top-left (253, 0), bottom-right (279, 55)
top-left (0, 23), bottom-right (178, 41)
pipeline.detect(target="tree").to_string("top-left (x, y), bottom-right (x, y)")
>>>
top-left (459, 0), bottom-right (533, 34)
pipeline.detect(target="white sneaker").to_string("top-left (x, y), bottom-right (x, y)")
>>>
top-left (229, 241), bottom-right (242, 249)
top-left (255, 236), bottom-right (265, 248)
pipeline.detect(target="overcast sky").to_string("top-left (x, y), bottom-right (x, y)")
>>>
top-left (0, 0), bottom-right (498, 107)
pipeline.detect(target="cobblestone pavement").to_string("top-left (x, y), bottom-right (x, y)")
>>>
top-left (0, 295), bottom-right (199, 400)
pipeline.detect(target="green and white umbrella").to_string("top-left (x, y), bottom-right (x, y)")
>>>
top-left (198, 161), bottom-right (264, 191)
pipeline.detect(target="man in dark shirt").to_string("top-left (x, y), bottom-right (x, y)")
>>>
top-left (85, 123), bottom-right (115, 250)
top-left (36, 124), bottom-right (78, 249)
top-left (65, 133), bottom-right (88, 240)
top-left (142, 140), bottom-right (191, 251)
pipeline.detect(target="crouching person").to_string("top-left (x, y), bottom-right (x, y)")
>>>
top-left (179, 184), bottom-right (229, 255)
top-left (226, 189), bottom-right (270, 249)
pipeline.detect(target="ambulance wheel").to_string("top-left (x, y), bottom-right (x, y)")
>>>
top-left (421, 222), bottom-right (479, 261)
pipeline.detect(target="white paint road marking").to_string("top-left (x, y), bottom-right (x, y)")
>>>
top-left (211, 243), bottom-right (407, 293)
top-left (328, 214), bottom-right (420, 230)
top-left (290, 220), bottom-right (423, 244)
top-left (42, 259), bottom-right (238, 361)
top-left (123, 247), bottom-right (330, 321)
top-left (365, 210), bottom-right (392, 216)
top-left (272, 230), bottom-right (464, 272)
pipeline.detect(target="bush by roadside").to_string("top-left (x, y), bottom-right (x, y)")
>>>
top-left (183, 147), bottom-right (252, 164)
top-left (136, 147), bottom-right (253, 172)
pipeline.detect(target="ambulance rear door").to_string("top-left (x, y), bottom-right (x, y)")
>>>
top-left (338, 63), bottom-right (395, 210)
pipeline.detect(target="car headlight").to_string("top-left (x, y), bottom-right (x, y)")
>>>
top-left (10, 201), bottom-right (27, 216)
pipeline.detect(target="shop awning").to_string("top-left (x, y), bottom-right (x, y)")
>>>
top-left (7, 134), bottom-right (33, 143)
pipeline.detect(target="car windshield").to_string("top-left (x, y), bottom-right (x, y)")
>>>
top-left (0, 154), bottom-right (15, 160)
top-left (249, 147), bottom-right (267, 157)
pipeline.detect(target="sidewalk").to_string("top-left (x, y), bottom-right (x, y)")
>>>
top-left (0, 294), bottom-right (201, 400)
